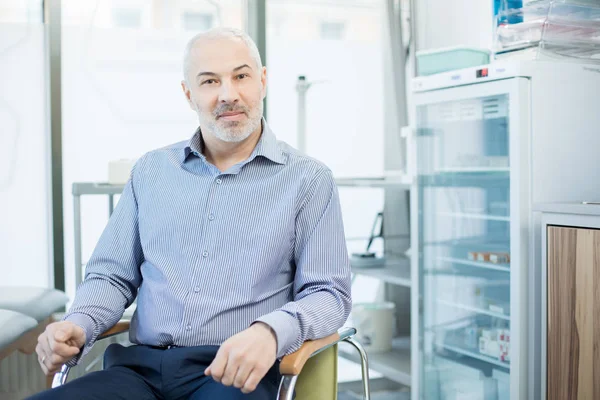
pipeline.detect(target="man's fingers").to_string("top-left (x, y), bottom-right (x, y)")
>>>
top-left (241, 370), bottom-right (264, 394)
top-left (51, 342), bottom-right (80, 359)
top-left (39, 360), bottom-right (50, 376)
top-left (50, 327), bottom-right (73, 349)
top-left (38, 334), bottom-right (52, 362)
top-left (36, 344), bottom-right (51, 376)
top-left (221, 351), bottom-right (242, 386)
top-left (54, 329), bottom-right (69, 343)
top-left (37, 330), bottom-right (78, 373)
top-left (53, 323), bottom-right (85, 347)
top-left (35, 343), bottom-right (47, 366)
top-left (47, 331), bottom-right (77, 358)
top-left (35, 323), bottom-right (84, 376)
top-left (233, 362), bottom-right (253, 389)
top-left (208, 347), bottom-right (229, 383)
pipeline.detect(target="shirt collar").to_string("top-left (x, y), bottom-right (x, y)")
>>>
top-left (182, 119), bottom-right (286, 165)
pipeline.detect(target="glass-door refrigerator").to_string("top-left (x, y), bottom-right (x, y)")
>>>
top-left (413, 78), bottom-right (522, 400)
top-left (408, 61), bottom-right (600, 400)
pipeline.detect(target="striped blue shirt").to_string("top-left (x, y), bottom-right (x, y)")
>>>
top-left (65, 121), bottom-right (352, 362)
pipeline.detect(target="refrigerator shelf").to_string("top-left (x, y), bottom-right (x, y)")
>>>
top-left (436, 256), bottom-right (510, 272)
top-left (437, 211), bottom-right (510, 222)
top-left (436, 299), bottom-right (511, 321)
top-left (437, 328), bottom-right (511, 370)
top-left (419, 171), bottom-right (510, 187)
top-left (440, 344), bottom-right (511, 370)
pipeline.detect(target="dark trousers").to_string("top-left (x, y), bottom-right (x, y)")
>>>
top-left (27, 343), bottom-right (282, 400)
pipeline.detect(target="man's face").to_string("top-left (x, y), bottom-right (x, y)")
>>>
top-left (182, 37), bottom-right (267, 143)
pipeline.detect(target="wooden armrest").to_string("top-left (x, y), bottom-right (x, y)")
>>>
top-left (98, 321), bottom-right (130, 340)
top-left (279, 332), bottom-right (341, 376)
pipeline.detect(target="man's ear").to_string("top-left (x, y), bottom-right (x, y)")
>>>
top-left (181, 80), bottom-right (195, 111)
top-left (260, 66), bottom-right (268, 99)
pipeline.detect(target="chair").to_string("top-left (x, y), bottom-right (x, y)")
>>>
top-left (51, 322), bottom-right (371, 400)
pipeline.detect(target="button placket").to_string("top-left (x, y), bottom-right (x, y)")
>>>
top-left (183, 175), bottom-right (223, 335)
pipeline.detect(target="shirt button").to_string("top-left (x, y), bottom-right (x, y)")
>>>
top-left (202, 251), bottom-right (209, 258)
top-left (208, 214), bottom-right (215, 221)
top-left (216, 178), bottom-right (222, 185)
top-left (193, 286), bottom-right (200, 293)
top-left (185, 324), bottom-right (192, 331)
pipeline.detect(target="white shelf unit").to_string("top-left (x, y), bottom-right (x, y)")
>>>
top-left (339, 336), bottom-right (411, 387)
top-left (351, 257), bottom-right (411, 288)
top-left (335, 176), bottom-right (412, 189)
top-left (336, 176), bottom-right (412, 387)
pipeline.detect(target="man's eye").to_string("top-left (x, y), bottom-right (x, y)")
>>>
top-left (237, 74), bottom-right (248, 80)
top-left (203, 79), bottom-right (217, 85)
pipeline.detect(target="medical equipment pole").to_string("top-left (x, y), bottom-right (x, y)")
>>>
top-left (295, 76), bottom-right (310, 154)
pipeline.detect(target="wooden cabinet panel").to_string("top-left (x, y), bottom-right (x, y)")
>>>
top-left (547, 226), bottom-right (600, 400)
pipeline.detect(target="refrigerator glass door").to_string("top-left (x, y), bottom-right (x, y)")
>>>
top-left (417, 92), bottom-right (512, 400)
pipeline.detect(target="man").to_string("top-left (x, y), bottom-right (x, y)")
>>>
top-left (29, 27), bottom-right (352, 400)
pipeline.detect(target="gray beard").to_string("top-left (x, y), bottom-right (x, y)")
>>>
top-left (198, 101), bottom-right (263, 143)
top-left (211, 115), bottom-right (262, 143)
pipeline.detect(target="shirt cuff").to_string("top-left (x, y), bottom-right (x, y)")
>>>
top-left (254, 310), bottom-right (300, 358)
top-left (63, 312), bottom-right (98, 366)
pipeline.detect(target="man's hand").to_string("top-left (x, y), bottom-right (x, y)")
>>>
top-left (205, 322), bottom-right (277, 394)
top-left (35, 321), bottom-right (86, 376)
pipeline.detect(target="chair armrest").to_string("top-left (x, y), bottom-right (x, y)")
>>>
top-left (97, 321), bottom-right (130, 341)
top-left (279, 327), bottom-right (356, 376)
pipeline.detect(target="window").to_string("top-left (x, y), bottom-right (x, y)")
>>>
top-left (182, 12), bottom-right (214, 31)
top-left (319, 21), bottom-right (346, 40)
top-left (0, 0), bottom-right (43, 23)
top-left (60, 0), bottom-right (246, 301)
top-left (266, 0), bottom-right (384, 175)
top-left (266, 0), bottom-right (386, 244)
top-left (112, 8), bottom-right (143, 28)
top-left (266, 1), bottom-right (388, 382)
top-left (0, 0), bottom-right (50, 287)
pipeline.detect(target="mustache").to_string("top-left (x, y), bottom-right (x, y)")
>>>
top-left (213, 103), bottom-right (249, 118)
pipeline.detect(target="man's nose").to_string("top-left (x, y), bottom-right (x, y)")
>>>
top-left (218, 80), bottom-right (240, 104)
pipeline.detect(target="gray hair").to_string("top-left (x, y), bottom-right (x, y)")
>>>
top-left (182, 27), bottom-right (263, 84)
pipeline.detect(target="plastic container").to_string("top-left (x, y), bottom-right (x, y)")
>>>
top-left (494, 0), bottom-right (600, 63)
top-left (351, 302), bottom-right (395, 353)
top-left (537, 1), bottom-right (600, 62)
top-left (495, 0), bottom-right (525, 25)
top-left (494, 1), bottom-right (551, 52)
top-left (416, 47), bottom-right (491, 76)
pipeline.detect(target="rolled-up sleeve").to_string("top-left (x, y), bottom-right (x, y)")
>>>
top-left (255, 168), bottom-right (352, 358)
